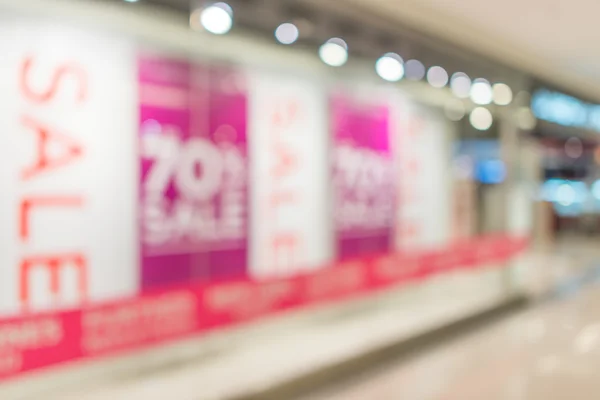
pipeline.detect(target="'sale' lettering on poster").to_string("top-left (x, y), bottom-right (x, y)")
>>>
top-left (138, 56), bottom-right (249, 288)
top-left (331, 94), bottom-right (394, 259)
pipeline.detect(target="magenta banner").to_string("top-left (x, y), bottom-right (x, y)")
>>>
top-left (138, 56), bottom-right (248, 289)
top-left (331, 95), bottom-right (394, 259)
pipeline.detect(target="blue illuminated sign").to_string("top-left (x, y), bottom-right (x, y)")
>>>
top-left (454, 140), bottom-right (505, 184)
top-left (531, 89), bottom-right (600, 132)
top-left (475, 160), bottom-right (506, 185)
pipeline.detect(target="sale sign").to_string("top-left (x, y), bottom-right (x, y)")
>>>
top-left (0, 21), bottom-right (138, 316)
top-left (138, 56), bottom-right (248, 289)
top-left (391, 97), bottom-right (452, 251)
top-left (331, 94), bottom-right (395, 260)
top-left (248, 71), bottom-right (333, 279)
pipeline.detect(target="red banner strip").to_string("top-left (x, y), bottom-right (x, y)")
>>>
top-left (0, 235), bottom-right (528, 381)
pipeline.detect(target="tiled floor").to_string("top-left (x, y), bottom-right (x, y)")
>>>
top-left (38, 267), bottom-right (510, 400)
top-left (7, 238), bottom-right (599, 400)
top-left (303, 281), bottom-right (600, 400)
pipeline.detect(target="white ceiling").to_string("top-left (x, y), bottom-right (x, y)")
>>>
top-left (10, 0), bottom-right (598, 99)
top-left (334, 0), bottom-right (600, 101)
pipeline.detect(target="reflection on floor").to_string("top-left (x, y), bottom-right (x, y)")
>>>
top-left (303, 282), bottom-right (600, 400)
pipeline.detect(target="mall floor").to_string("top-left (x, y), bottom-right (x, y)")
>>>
top-left (301, 279), bottom-right (600, 400)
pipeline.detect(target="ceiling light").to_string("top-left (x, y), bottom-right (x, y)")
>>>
top-left (427, 66), bottom-right (448, 88)
top-left (470, 107), bottom-right (493, 130)
top-left (376, 53), bottom-right (404, 82)
top-left (405, 59), bottom-right (425, 81)
top-left (493, 83), bottom-right (513, 106)
top-left (199, 2), bottom-right (233, 35)
top-left (319, 38), bottom-right (348, 67)
top-left (450, 72), bottom-right (471, 98)
top-left (470, 78), bottom-right (493, 105)
top-left (275, 23), bottom-right (299, 45)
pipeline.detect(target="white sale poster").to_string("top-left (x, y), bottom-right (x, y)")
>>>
top-left (391, 95), bottom-right (452, 251)
top-left (0, 18), bottom-right (139, 316)
top-left (248, 70), bottom-right (333, 279)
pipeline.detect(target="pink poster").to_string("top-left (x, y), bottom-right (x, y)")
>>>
top-left (138, 56), bottom-right (248, 289)
top-left (331, 95), bottom-right (394, 260)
